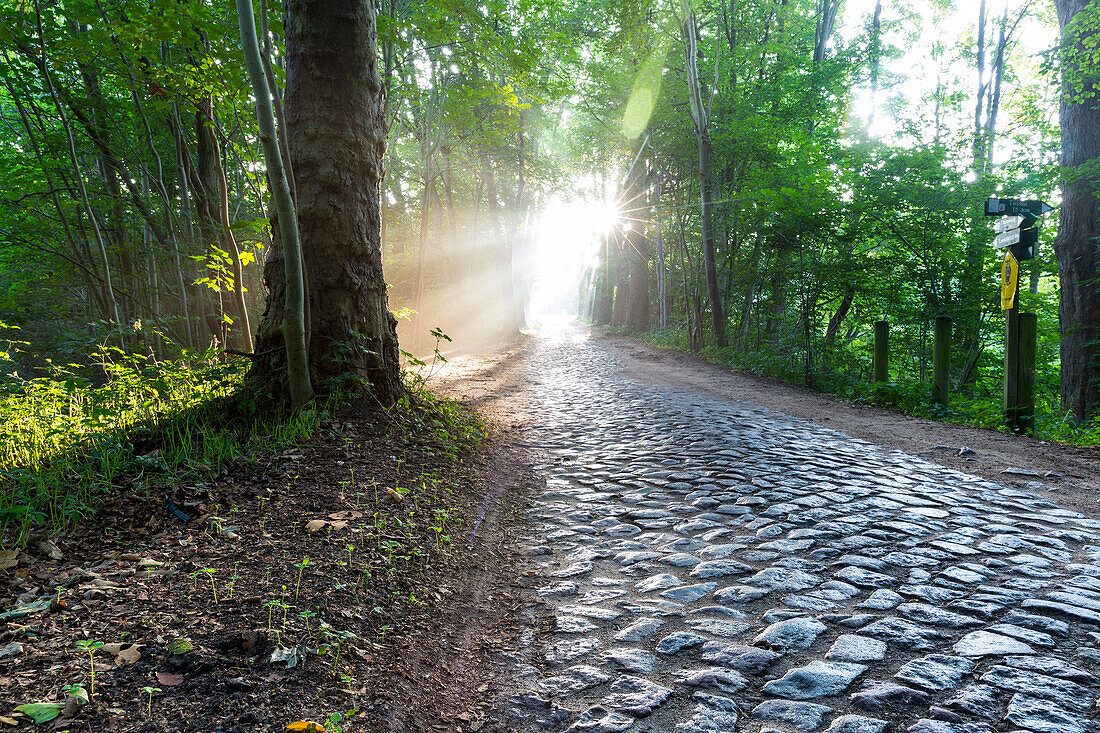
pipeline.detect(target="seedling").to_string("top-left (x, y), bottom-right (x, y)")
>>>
top-left (196, 567), bottom-right (217, 602)
top-left (62, 684), bottom-right (88, 705)
top-left (298, 609), bottom-right (317, 637)
top-left (294, 557), bottom-right (312, 599)
top-left (318, 625), bottom-right (356, 678)
top-left (141, 686), bottom-right (161, 716)
top-left (226, 562), bottom-right (241, 600)
top-left (353, 567), bottom-right (371, 593)
top-left (262, 599), bottom-right (281, 633)
top-left (75, 639), bottom-right (103, 695)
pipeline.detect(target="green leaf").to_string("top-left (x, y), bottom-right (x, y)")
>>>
top-left (14, 702), bottom-right (63, 724)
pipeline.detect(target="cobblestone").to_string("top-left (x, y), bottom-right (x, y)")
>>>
top-left (506, 325), bottom-right (1100, 732)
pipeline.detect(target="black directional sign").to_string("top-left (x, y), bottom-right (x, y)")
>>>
top-left (984, 198), bottom-right (1053, 217)
top-left (985, 199), bottom-right (1050, 261)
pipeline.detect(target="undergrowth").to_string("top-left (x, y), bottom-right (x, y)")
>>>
top-left (0, 326), bottom-right (483, 547)
top-left (631, 325), bottom-right (1100, 447)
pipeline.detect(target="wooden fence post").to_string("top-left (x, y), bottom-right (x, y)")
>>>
top-left (933, 316), bottom-right (951, 405)
top-left (873, 320), bottom-right (888, 383)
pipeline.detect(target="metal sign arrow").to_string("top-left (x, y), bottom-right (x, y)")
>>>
top-left (993, 215), bottom-right (1025, 233)
top-left (994, 229), bottom-right (1022, 249)
top-left (984, 198), bottom-right (1053, 217)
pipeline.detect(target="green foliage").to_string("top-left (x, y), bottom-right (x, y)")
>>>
top-left (639, 324), bottom-right (1100, 447)
top-left (0, 337), bottom-right (326, 544)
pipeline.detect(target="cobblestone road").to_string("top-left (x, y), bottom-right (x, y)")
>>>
top-left (506, 323), bottom-right (1100, 733)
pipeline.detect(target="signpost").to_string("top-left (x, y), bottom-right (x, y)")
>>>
top-left (984, 197), bottom-right (1052, 434)
top-left (984, 198), bottom-right (1053, 217)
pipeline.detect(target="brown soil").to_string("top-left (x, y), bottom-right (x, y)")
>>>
top-left (595, 329), bottom-right (1100, 516)
top-left (0, 387), bottom-right (535, 733)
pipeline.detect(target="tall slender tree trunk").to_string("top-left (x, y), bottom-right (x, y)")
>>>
top-left (237, 0), bottom-right (312, 409)
top-left (252, 0), bottom-right (403, 405)
top-left (681, 2), bottom-right (727, 347)
top-left (1054, 0), bottom-right (1100, 420)
top-left (595, 234), bottom-right (613, 325)
top-left (867, 0), bottom-right (882, 128)
top-left (625, 156), bottom-right (650, 331)
top-left (31, 2), bottom-right (119, 323)
top-left (482, 158), bottom-right (518, 336)
top-left (656, 179), bottom-right (667, 329)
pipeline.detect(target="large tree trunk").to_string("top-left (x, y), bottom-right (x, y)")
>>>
top-left (1054, 0), bottom-right (1100, 420)
top-left (252, 0), bottom-right (403, 406)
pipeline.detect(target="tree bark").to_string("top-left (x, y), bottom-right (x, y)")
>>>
top-left (625, 158), bottom-right (650, 331)
top-left (1054, 0), bottom-right (1100, 420)
top-left (252, 0), bottom-right (403, 406)
top-left (237, 0), bottom-right (313, 409)
top-left (681, 1), bottom-right (727, 347)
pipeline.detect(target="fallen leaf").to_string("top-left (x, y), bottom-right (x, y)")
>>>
top-left (60, 696), bottom-right (81, 719)
top-left (0, 598), bottom-right (51, 620)
top-left (286, 722), bottom-right (325, 732)
top-left (65, 685), bottom-right (88, 705)
top-left (0, 549), bottom-right (18, 571)
top-left (304, 519), bottom-right (327, 533)
top-left (13, 703), bottom-right (62, 724)
top-left (37, 540), bottom-right (62, 561)
top-left (116, 645), bottom-right (141, 665)
top-left (0, 714), bottom-right (19, 725)
top-left (270, 646), bottom-right (300, 668)
top-left (155, 672), bottom-right (184, 687)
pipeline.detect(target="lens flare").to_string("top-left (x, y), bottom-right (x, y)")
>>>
top-left (528, 195), bottom-right (619, 321)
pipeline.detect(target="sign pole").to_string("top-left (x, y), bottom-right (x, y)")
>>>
top-left (1003, 243), bottom-right (1021, 432)
top-left (986, 198), bottom-right (1048, 436)
top-left (1017, 313), bottom-right (1037, 434)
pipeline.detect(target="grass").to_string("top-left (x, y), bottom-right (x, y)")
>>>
top-left (631, 324), bottom-right (1100, 447)
top-left (0, 341), bottom-right (323, 545)
top-left (0, 324), bottom-right (485, 547)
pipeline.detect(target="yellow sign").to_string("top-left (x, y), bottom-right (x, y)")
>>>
top-left (1001, 250), bottom-right (1019, 310)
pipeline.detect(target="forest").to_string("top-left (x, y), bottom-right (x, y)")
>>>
top-left (1, 0), bottom-right (1100, 730)
top-left (0, 0), bottom-right (1098, 525)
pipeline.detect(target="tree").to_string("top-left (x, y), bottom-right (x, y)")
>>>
top-left (680, 0), bottom-right (727, 348)
top-left (250, 0), bottom-right (404, 406)
top-left (236, 0), bottom-right (313, 409)
top-left (1054, 0), bottom-right (1100, 420)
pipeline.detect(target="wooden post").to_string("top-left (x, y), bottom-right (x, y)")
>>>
top-left (1004, 307), bottom-right (1020, 430)
top-left (933, 315), bottom-right (951, 405)
top-left (1016, 312), bottom-right (1037, 434)
top-left (873, 320), bottom-right (888, 383)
